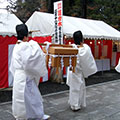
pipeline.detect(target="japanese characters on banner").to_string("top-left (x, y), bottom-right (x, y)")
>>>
top-left (54, 1), bottom-right (63, 44)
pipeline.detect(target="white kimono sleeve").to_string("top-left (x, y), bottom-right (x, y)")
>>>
top-left (78, 44), bottom-right (97, 78)
top-left (19, 40), bottom-right (48, 80)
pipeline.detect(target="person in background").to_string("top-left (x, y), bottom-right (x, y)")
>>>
top-left (113, 43), bottom-right (117, 52)
top-left (10, 24), bottom-right (50, 120)
top-left (66, 30), bottom-right (97, 111)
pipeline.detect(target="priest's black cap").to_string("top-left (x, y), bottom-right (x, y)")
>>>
top-left (73, 30), bottom-right (83, 45)
top-left (16, 24), bottom-right (28, 40)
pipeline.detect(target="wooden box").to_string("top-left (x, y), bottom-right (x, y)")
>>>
top-left (43, 46), bottom-right (78, 73)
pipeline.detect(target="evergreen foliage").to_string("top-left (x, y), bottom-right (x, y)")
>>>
top-left (7, 0), bottom-right (120, 30)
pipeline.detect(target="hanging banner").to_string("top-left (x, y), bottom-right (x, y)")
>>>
top-left (54, 1), bottom-right (63, 44)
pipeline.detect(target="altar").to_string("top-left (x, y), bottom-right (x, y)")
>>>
top-left (42, 44), bottom-right (78, 74)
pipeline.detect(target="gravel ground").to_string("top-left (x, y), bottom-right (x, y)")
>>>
top-left (0, 69), bottom-right (120, 103)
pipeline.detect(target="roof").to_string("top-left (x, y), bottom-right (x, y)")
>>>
top-left (26, 11), bottom-right (120, 40)
top-left (0, 12), bottom-right (22, 36)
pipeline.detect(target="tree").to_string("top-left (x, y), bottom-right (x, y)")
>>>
top-left (47, 0), bottom-right (59, 13)
top-left (6, 0), bottom-right (120, 30)
top-left (87, 0), bottom-right (120, 30)
top-left (7, 0), bottom-right (46, 23)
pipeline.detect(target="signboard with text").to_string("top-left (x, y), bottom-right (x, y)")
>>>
top-left (54, 1), bottom-right (63, 44)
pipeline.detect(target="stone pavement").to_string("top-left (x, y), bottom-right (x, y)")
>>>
top-left (1, 79), bottom-right (120, 120)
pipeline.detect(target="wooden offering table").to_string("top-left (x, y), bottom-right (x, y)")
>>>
top-left (41, 44), bottom-right (78, 74)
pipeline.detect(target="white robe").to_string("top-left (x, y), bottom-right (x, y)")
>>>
top-left (67, 44), bottom-right (97, 110)
top-left (115, 58), bottom-right (120, 73)
top-left (10, 40), bottom-right (48, 120)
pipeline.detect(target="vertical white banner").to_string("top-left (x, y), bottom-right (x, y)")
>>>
top-left (54, 1), bottom-right (63, 44)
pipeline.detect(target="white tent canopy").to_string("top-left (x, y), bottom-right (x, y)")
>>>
top-left (0, 12), bottom-right (22, 36)
top-left (26, 11), bottom-right (120, 40)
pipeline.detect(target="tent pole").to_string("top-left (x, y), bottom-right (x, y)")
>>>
top-left (94, 39), bottom-right (97, 58)
top-left (101, 39), bottom-right (104, 75)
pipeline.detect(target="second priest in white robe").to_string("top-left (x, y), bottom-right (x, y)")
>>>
top-left (67, 31), bottom-right (97, 111)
